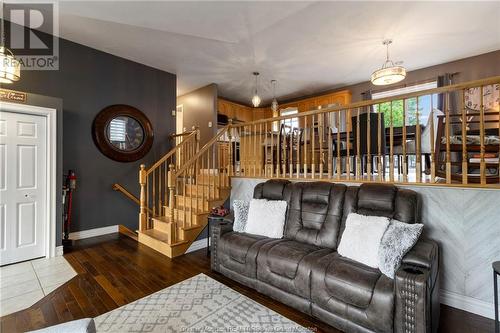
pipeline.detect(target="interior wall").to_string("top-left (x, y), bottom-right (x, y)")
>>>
top-left (178, 84), bottom-right (218, 145)
top-left (308, 50), bottom-right (500, 103)
top-left (9, 36), bottom-right (177, 238)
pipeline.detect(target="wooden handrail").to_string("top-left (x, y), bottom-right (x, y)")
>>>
top-left (174, 125), bottom-right (230, 177)
top-left (230, 76), bottom-right (500, 128)
top-left (169, 128), bottom-right (197, 139)
top-left (147, 130), bottom-right (197, 175)
top-left (113, 183), bottom-right (153, 214)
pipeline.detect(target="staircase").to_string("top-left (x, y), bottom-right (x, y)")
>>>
top-left (137, 127), bottom-right (232, 258)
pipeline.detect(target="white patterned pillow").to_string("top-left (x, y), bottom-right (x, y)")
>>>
top-left (378, 220), bottom-right (424, 279)
top-left (338, 213), bottom-right (390, 268)
top-left (244, 199), bottom-right (287, 238)
top-left (232, 200), bottom-right (250, 233)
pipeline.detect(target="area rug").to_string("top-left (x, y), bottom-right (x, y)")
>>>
top-left (94, 274), bottom-right (310, 332)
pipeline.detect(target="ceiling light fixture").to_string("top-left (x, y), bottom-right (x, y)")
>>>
top-left (251, 72), bottom-right (261, 107)
top-left (0, 7), bottom-right (21, 84)
top-left (271, 80), bottom-right (278, 113)
top-left (371, 39), bottom-right (405, 86)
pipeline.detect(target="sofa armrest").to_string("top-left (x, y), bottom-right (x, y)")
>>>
top-left (210, 220), bottom-right (233, 272)
top-left (402, 238), bottom-right (438, 271)
top-left (394, 239), bottom-right (440, 333)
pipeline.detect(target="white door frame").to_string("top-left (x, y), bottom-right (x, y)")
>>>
top-left (1, 101), bottom-right (58, 259)
top-left (176, 104), bottom-right (184, 134)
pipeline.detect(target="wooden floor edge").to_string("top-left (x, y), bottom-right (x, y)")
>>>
top-left (119, 225), bottom-right (138, 241)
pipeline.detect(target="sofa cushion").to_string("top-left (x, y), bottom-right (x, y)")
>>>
top-left (337, 213), bottom-right (390, 268)
top-left (245, 199), bottom-right (287, 238)
top-left (311, 252), bottom-right (394, 332)
top-left (285, 182), bottom-right (346, 249)
top-left (232, 200), bottom-right (249, 233)
top-left (257, 239), bottom-right (332, 299)
top-left (219, 232), bottom-right (277, 278)
top-left (225, 232), bottom-right (264, 264)
top-left (266, 240), bottom-right (320, 279)
top-left (324, 255), bottom-right (382, 308)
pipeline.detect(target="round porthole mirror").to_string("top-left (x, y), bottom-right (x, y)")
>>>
top-left (92, 105), bottom-right (154, 162)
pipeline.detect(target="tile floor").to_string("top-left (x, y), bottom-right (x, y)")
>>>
top-left (0, 256), bottom-right (77, 316)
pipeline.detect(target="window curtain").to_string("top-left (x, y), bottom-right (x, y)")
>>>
top-left (361, 90), bottom-right (373, 115)
top-left (437, 73), bottom-right (457, 112)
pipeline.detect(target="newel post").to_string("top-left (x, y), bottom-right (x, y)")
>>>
top-left (228, 120), bottom-right (233, 177)
top-left (139, 164), bottom-right (147, 231)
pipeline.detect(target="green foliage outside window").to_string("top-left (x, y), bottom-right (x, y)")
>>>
top-left (374, 98), bottom-right (425, 128)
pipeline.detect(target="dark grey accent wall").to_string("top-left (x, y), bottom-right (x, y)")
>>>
top-left (10, 37), bottom-right (176, 242)
top-left (177, 84), bottom-right (218, 145)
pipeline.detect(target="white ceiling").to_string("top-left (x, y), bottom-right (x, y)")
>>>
top-left (54, 1), bottom-right (500, 104)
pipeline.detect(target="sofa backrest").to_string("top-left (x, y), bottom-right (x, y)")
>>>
top-left (284, 182), bottom-right (347, 249)
top-left (251, 180), bottom-right (420, 250)
top-left (253, 179), bottom-right (291, 200)
top-left (339, 183), bottom-right (421, 241)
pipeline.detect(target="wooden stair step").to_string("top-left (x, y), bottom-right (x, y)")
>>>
top-left (152, 217), bottom-right (172, 234)
top-left (196, 175), bottom-right (225, 185)
top-left (138, 229), bottom-right (189, 257)
top-left (175, 196), bottom-right (225, 211)
top-left (185, 184), bottom-right (230, 197)
top-left (163, 206), bottom-right (210, 219)
top-left (140, 229), bottom-right (170, 242)
top-left (153, 214), bottom-right (205, 229)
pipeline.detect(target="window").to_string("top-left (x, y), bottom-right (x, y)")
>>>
top-left (372, 81), bottom-right (438, 128)
top-left (109, 118), bottom-right (127, 142)
top-left (280, 107), bottom-right (299, 132)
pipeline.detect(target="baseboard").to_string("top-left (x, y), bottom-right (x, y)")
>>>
top-left (55, 246), bottom-right (64, 256)
top-left (69, 225), bottom-right (119, 240)
top-left (440, 290), bottom-right (497, 320)
top-left (186, 238), bottom-right (207, 253)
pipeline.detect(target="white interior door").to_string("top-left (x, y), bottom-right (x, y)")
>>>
top-left (0, 111), bottom-right (47, 266)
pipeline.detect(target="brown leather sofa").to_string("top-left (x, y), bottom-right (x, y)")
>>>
top-left (211, 180), bottom-right (440, 333)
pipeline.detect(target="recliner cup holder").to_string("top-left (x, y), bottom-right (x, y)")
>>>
top-left (403, 267), bottom-right (424, 275)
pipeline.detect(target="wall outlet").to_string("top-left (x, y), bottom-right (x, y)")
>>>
top-left (171, 110), bottom-right (176, 116)
top-left (208, 121), bottom-right (213, 128)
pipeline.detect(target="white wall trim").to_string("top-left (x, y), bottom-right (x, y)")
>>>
top-left (440, 290), bottom-right (497, 320)
top-left (186, 239), bottom-right (207, 253)
top-left (69, 225), bottom-right (119, 240)
top-left (55, 246), bottom-right (64, 257)
top-left (1, 102), bottom-right (58, 260)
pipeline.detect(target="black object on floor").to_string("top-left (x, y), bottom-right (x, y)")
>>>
top-left (494, 261), bottom-right (500, 333)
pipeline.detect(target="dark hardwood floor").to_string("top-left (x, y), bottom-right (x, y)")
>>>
top-left (0, 233), bottom-right (494, 333)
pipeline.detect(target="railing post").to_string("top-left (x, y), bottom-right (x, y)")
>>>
top-left (167, 163), bottom-right (176, 242)
top-left (195, 126), bottom-right (201, 152)
top-left (139, 164), bottom-right (147, 231)
top-left (168, 163), bottom-right (176, 214)
top-left (228, 120), bottom-right (233, 177)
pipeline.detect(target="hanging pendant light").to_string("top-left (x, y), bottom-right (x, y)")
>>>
top-left (0, 46), bottom-right (21, 84)
top-left (0, 7), bottom-right (21, 84)
top-left (371, 39), bottom-right (405, 86)
top-left (251, 72), bottom-right (261, 107)
top-left (271, 80), bottom-right (278, 113)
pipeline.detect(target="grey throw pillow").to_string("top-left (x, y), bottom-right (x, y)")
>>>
top-left (378, 220), bottom-right (423, 279)
top-left (232, 200), bottom-right (249, 232)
